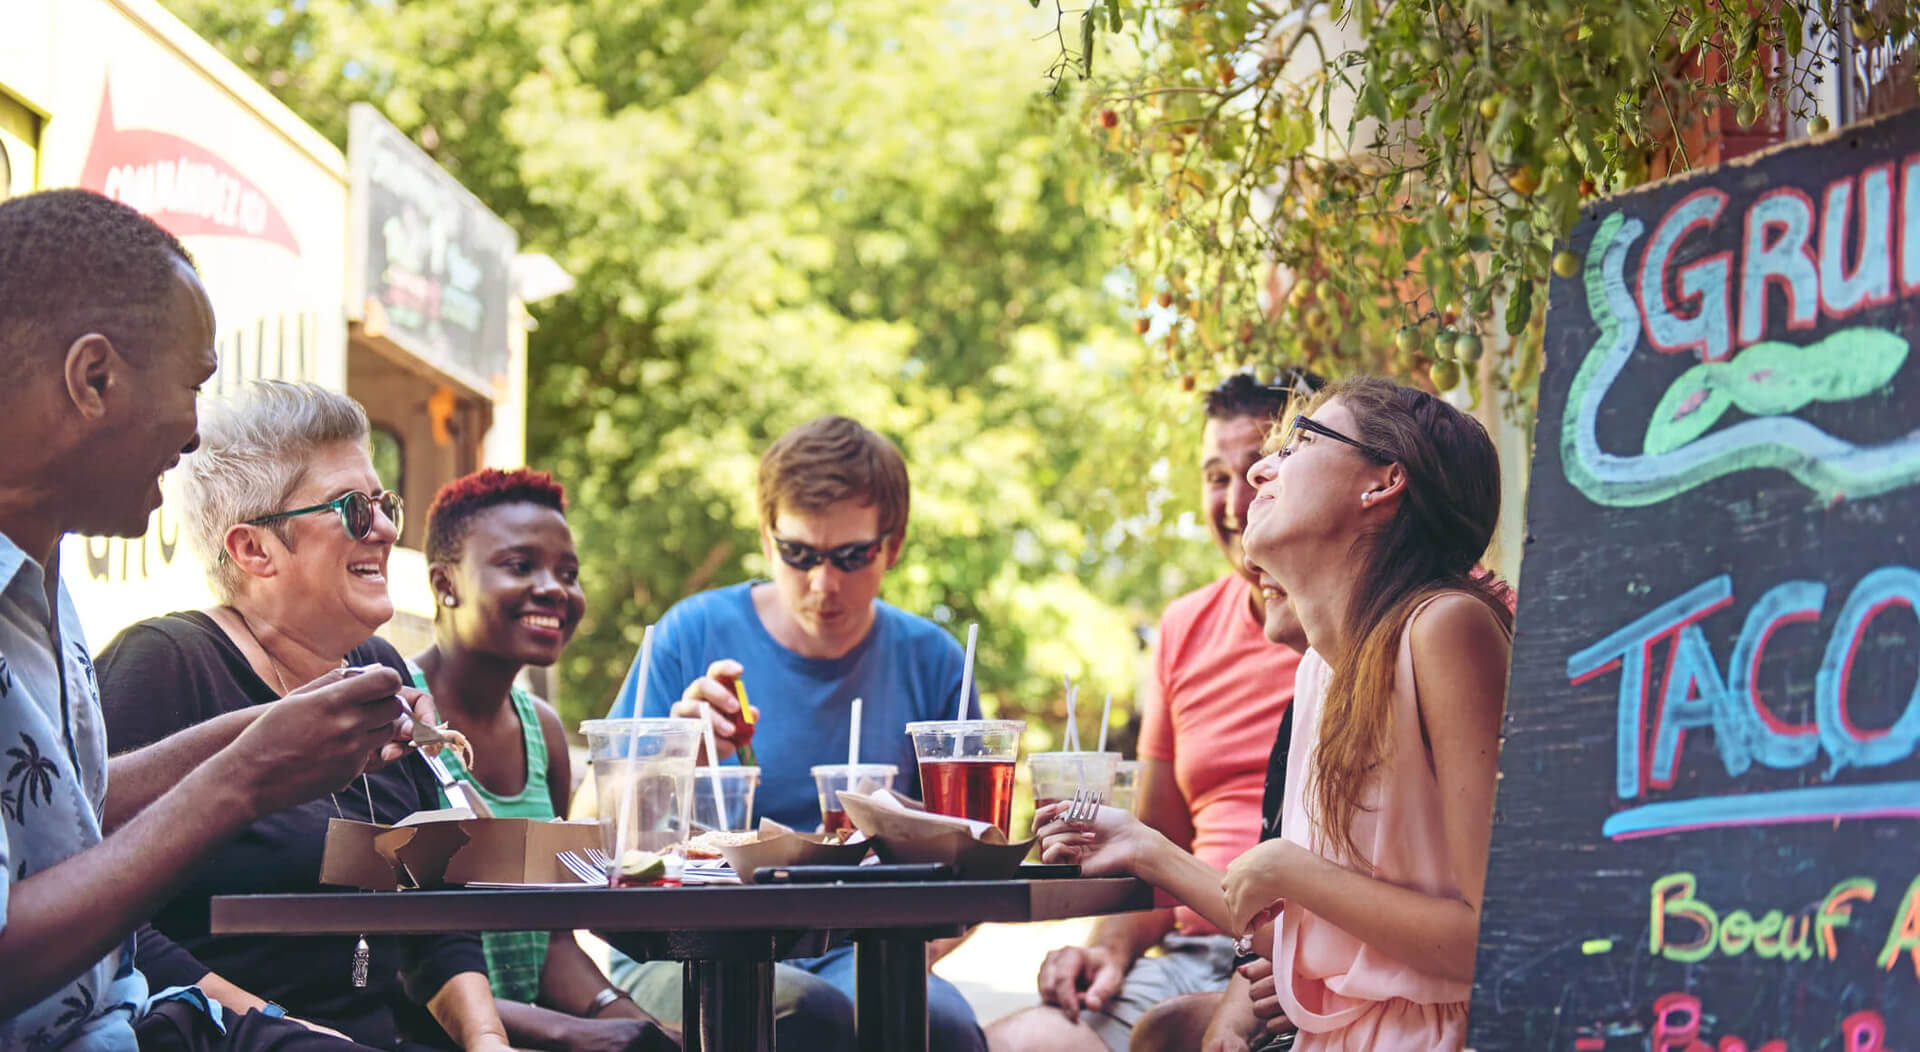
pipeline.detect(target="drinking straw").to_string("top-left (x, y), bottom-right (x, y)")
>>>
top-left (699, 705), bottom-right (729, 832)
top-left (1098, 692), bottom-right (1113, 753)
top-left (954, 623), bottom-right (978, 722)
top-left (847, 697), bottom-right (864, 768)
top-left (612, 624), bottom-right (656, 866)
top-left (1065, 676), bottom-right (1080, 752)
top-left (953, 622), bottom-right (978, 759)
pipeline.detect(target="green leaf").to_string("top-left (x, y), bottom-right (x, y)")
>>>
top-left (1679, 15), bottom-right (1713, 54)
top-left (1081, 10), bottom-right (1096, 77)
top-left (1109, 0), bottom-right (1122, 34)
top-left (1505, 274), bottom-right (1534, 336)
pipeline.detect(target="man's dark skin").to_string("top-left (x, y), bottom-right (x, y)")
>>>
top-left (0, 251), bottom-right (428, 1019)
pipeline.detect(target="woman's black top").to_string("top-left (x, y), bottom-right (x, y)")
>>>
top-left (99, 611), bottom-right (485, 1049)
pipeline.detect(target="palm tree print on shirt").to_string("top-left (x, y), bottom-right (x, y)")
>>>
top-left (0, 652), bottom-right (12, 697)
top-left (6, 732), bottom-right (58, 817)
top-left (53, 985), bottom-right (93, 1029)
top-left (70, 643), bottom-right (94, 697)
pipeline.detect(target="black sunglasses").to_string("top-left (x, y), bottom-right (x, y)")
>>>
top-left (246, 490), bottom-right (404, 541)
top-left (1286, 416), bottom-right (1395, 464)
top-left (772, 535), bottom-right (886, 573)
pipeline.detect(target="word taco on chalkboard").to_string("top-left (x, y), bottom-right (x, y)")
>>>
top-left (1469, 107), bottom-right (1920, 1050)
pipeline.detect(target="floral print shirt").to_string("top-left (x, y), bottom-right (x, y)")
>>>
top-left (0, 533), bottom-right (144, 1051)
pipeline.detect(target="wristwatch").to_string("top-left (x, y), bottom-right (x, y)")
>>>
top-left (258, 1002), bottom-right (287, 1019)
top-left (586, 987), bottom-right (630, 1016)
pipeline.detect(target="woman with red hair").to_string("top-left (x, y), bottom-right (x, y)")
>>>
top-left (414, 468), bottom-right (678, 1049)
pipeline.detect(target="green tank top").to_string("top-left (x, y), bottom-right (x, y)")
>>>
top-left (410, 668), bottom-right (553, 1004)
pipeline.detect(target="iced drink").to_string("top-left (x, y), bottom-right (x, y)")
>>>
top-left (905, 719), bottom-right (1025, 835)
top-left (811, 763), bottom-right (898, 836)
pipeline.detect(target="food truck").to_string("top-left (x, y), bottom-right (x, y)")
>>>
top-left (0, 0), bottom-right (538, 655)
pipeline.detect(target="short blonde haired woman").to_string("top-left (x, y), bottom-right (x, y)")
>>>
top-left (98, 381), bottom-right (512, 1051)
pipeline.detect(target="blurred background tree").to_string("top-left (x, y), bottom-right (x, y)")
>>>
top-left (168, 0), bottom-right (1227, 746)
top-left (1043, 0), bottom-right (1916, 415)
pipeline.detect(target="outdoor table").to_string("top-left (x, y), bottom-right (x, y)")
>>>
top-left (211, 876), bottom-right (1157, 1052)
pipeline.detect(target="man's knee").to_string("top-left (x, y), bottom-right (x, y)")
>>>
top-left (1132, 992), bottom-right (1222, 1052)
top-left (774, 964), bottom-right (857, 1050)
top-left (927, 976), bottom-right (985, 1052)
top-left (984, 1005), bottom-right (1110, 1052)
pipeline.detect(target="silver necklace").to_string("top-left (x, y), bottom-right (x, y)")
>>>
top-left (230, 606), bottom-right (373, 988)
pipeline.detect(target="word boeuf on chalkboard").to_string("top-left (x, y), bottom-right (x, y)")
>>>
top-left (1469, 107), bottom-right (1920, 1050)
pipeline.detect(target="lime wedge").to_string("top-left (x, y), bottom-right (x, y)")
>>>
top-left (617, 850), bottom-right (666, 883)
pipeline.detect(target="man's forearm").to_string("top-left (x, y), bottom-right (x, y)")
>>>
top-left (0, 756), bottom-right (256, 1018)
top-left (1203, 971), bottom-right (1259, 1044)
top-left (103, 707), bottom-right (261, 831)
top-left (1087, 906), bottom-right (1176, 963)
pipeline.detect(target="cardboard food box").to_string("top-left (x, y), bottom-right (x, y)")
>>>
top-left (714, 818), bottom-right (872, 884)
top-left (321, 809), bottom-right (604, 890)
top-left (837, 791), bottom-right (1035, 879)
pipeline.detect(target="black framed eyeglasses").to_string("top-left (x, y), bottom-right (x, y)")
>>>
top-left (772, 535), bottom-right (886, 573)
top-left (1286, 416), bottom-right (1395, 464)
top-left (246, 490), bottom-right (403, 541)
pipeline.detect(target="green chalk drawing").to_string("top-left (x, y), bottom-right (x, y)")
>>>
top-left (1559, 212), bottom-right (1920, 508)
top-left (1644, 329), bottom-right (1908, 455)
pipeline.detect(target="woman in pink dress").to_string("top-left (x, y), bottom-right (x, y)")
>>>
top-left (1038, 376), bottom-right (1511, 1051)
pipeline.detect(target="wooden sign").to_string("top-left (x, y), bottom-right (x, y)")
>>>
top-left (1469, 108), bottom-right (1920, 1050)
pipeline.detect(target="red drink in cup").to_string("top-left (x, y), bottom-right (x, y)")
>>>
top-left (810, 763), bottom-right (898, 837)
top-left (905, 720), bottom-right (1025, 836)
top-left (920, 758), bottom-right (1016, 832)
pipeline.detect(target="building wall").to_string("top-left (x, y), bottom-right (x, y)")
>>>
top-left (1, 0), bottom-right (523, 654)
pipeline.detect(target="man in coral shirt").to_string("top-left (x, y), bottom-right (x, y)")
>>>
top-left (986, 371), bottom-right (1316, 1052)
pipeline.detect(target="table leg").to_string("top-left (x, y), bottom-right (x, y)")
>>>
top-left (854, 932), bottom-right (930, 1052)
top-left (682, 957), bottom-right (774, 1052)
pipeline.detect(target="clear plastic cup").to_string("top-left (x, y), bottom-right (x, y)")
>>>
top-left (580, 718), bottom-right (702, 872)
top-left (1029, 751), bottom-right (1121, 813)
top-left (811, 763), bottom-right (899, 836)
top-left (1109, 759), bottom-right (1141, 815)
top-left (905, 719), bottom-right (1025, 835)
top-left (691, 766), bottom-right (760, 833)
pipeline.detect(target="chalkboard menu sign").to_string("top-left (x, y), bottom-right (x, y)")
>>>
top-left (347, 103), bottom-right (516, 386)
top-left (1469, 108), bottom-right (1920, 1049)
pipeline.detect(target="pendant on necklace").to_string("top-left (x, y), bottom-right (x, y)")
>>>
top-left (351, 936), bottom-right (370, 988)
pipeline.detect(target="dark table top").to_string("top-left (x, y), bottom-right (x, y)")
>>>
top-left (210, 877), bottom-right (1159, 937)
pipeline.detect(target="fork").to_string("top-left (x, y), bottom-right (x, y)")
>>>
top-left (1063, 787), bottom-right (1104, 823)
top-left (584, 846), bottom-right (612, 871)
top-left (557, 849), bottom-right (605, 884)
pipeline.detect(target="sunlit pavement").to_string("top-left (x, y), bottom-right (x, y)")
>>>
top-left (578, 917), bottom-right (1092, 1024)
top-left (936, 918), bottom-right (1093, 1022)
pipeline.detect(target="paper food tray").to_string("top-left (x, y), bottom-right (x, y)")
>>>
top-left (836, 791), bottom-right (1034, 880)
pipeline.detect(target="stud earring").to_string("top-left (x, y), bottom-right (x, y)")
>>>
top-left (1361, 493), bottom-right (1373, 505)
top-left (441, 594), bottom-right (459, 608)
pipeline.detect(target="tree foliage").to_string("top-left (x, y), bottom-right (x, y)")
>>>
top-left (1051, 0), bottom-right (1916, 413)
top-left (169, 0), bottom-right (1228, 739)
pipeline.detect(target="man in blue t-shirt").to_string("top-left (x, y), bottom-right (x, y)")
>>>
top-left (603, 414), bottom-right (984, 1052)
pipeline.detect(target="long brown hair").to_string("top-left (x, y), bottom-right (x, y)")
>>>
top-left (1300, 377), bottom-right (1512, 866)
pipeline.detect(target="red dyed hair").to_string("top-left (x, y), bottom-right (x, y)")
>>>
top-left (424, 467), bottom-right (568, 565)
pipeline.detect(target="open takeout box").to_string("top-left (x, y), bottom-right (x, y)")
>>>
top-left (836, 790), bottom-right (1034, 879)
top-left (321, 809), bottom-right (603, 890)
top-left (715, 818), bottom-right (871, 884)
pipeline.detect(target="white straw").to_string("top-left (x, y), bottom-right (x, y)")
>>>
top-left (847, 697), bottom-right (863, 768)
top-left (1098, 692), bottom-right (1113, 753)
top-left (700, 705), bottom-right (729, 832)
top-left (1065, 677), bottom-right (1079, 752)
top-left (954, 623), bottom-right (978, 722)
top-left (613, 624), bottom-right (656, 866)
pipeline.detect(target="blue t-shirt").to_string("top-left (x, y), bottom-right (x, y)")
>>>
top-left (607, 582), bottom-right (978, 830)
